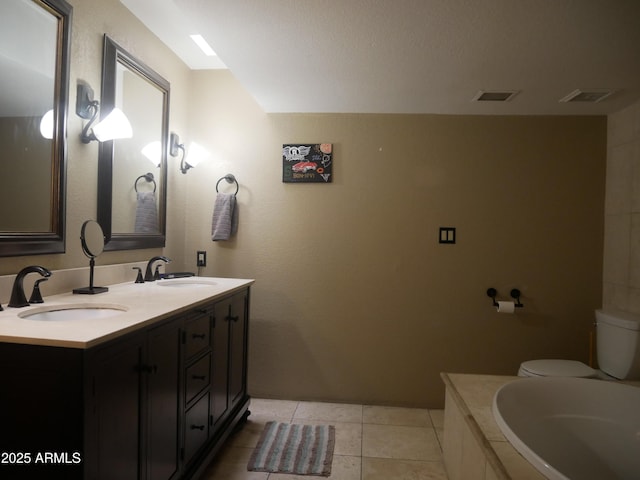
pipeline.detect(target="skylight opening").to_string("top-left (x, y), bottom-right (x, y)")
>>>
top-left (190, 34), bottom-right (216, 56)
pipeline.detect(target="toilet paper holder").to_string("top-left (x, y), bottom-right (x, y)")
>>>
top-left (486, 288), bottom-right (524, 308)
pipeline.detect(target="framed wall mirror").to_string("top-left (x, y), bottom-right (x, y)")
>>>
top-left (98, 36), bottom-right (169, 250)
top-left (0, 0), bottom-right (71, 256)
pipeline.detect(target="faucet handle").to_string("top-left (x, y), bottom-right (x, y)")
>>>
top-left (132, 267), bottom-right (144, 283)
top-left (28, 278), bottom-right (49, 304)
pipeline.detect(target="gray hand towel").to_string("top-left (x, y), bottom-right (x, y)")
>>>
top-left (211, 193), bottom-right (238, 241)
top-left (134, 191), bottom-right (158, 233)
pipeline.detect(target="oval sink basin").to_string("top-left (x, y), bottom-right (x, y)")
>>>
top-left (18, 303), bottom-right (129, 321)
top-left (156, 278), bottom-right (217, 287)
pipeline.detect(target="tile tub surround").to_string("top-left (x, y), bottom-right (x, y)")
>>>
top-left (441, 373), bottom-right (546, 480)
top-left (202, 399), bottom-right (449, 480)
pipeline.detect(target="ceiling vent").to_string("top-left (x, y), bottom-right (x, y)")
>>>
top-left (559, 89), bottom-right (614, 103)
top-left (472, 90), bottom-right (519, 102)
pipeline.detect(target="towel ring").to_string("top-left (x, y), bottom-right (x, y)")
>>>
top-left (216, 174), bottom-right (239, 195)
top-left (135, 172), bottom-right (156, 193)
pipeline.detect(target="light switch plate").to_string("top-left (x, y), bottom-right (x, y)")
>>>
top-left (439, 227), bottom-right (456, 244)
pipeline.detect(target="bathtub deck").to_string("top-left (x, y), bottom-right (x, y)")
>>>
top-left (441, 373), bottom-right (547, 480)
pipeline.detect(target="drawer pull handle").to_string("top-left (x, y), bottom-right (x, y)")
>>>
top-left (192, 375), bottom-right (206, 381)
top-left (227, 315), bottom-right (239, 322)
top-left (192, 333), bottom-right (206, 339)
top-left (190, 424), bottom-right (205, 431)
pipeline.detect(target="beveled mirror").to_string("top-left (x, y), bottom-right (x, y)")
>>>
top-left (0, 0), bottom-right (71, 256)
top-left (98, 36), bottom-right (169, 250)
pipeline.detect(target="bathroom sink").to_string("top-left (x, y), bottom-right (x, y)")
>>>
top-left (18, 303), bottom-right (129, 321)
top-left (156, 278), bottom-right (217, 287)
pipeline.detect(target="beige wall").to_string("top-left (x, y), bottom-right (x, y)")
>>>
top-left (1, 2), bottom-right (609, 408)
top-left (603, 100), bottom-right (640, 310)
top-left (185, 71), bottom-right (606, 407)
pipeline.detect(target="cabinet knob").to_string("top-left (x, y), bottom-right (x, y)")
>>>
top-left (190, 424), bottom-right (205, 431)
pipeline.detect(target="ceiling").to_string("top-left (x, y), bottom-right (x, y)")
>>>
top-left (121, 0), bottom-right (640, 115)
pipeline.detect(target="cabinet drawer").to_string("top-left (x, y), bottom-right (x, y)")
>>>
top-left (185, 354), bottom-right (210, 405)
top-left (185, 313), bottom-right (211, 359)
top-left (184, 392), bottom-right (209, 465)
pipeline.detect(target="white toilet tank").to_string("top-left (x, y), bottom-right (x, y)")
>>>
top-left (596, 309), bottom-right (640, 380)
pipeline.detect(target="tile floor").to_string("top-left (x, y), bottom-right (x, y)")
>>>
top-left (201, 398), bottom-right (449, 480)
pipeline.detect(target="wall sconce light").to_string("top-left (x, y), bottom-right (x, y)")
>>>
top-left (76, 82), bottom-right (132, 143)
top-left (171, 132), bottom-right (208, 174)
top-left (141, 141), bottom-right (162, 167)
top-left (39, 109), bottom-right (54, 139)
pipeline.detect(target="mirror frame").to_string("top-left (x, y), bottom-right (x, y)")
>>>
top-left (0, 0), bottom-right (72, 257)
top-left (97, 35), bottom-right (169, 251)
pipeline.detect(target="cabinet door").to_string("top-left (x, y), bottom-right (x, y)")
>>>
top-left (147, 319), bottom-right (181, 480)
top-left (0, 344), bottom-right (84, 479)
top-left (228, 291), bottom-right (248, 408)
top-left (90, 335), bottom-right (145, 480)
top-left (210, 297), bottom-right (230, 427)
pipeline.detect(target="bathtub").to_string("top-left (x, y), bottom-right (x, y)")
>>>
top-left (492, 377), bottom-right (640, 480)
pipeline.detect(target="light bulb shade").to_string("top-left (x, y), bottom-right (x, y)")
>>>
top-left (141, 141), bottom-right (162, 167)
top-left (185, 142), bottom-right (209, 169)
top-left (92, 108), bottom-right (133, 142)
top-left (40, 109), bottom-right (54, 139)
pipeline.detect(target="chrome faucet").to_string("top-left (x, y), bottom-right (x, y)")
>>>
top-left (144, 256), bottom-right (171, 282)
top-left (9, 266), bottom-right (52, 308)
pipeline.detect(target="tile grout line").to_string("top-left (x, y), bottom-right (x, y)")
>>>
top-left (360, 405), bottom-right (365, 480)
top-left (291, 400), bottom-right (300, 423)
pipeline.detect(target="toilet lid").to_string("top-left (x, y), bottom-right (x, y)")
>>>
top-left (520, 359), bottom-right (597, 378)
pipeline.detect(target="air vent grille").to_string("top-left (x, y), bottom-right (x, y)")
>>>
top-left (472, 90), bottom-right (519, 102)
top-left (559, 89), bottom-right (613, 103)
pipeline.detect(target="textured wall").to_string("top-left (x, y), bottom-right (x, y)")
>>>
top-left (0, 2), bottom-right (610, 408)
top-left (185, 70), bottom-right (606, 407)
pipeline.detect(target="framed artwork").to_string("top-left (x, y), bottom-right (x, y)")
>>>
top-left (282, 143), bottom-right (332, 183)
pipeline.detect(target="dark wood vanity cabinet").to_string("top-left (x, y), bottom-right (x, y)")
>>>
top-left (0, 343), bottom-right (85, 479)
top-left (210, 290), bottom-right (249, 427)
top-left (183, 306), bottom-right (213, 466)
top-left (85, 331), bottom-right (146, 480)
top-left (226, 291), bottom-right (250, 417)
top-left (181, 289), bottom-right (251, 478)
top-left (0, 287), bottom-right (251, 480)
top-left (83, 315), bottom-right (183, 480)
top-left (147, 320), bottom-right (183, 480)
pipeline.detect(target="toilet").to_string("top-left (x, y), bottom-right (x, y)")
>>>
top-left (518, 309), bottom-right (640, 380)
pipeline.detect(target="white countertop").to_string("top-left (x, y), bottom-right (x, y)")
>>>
top-left (0, 277), bottom-right (254, 349)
